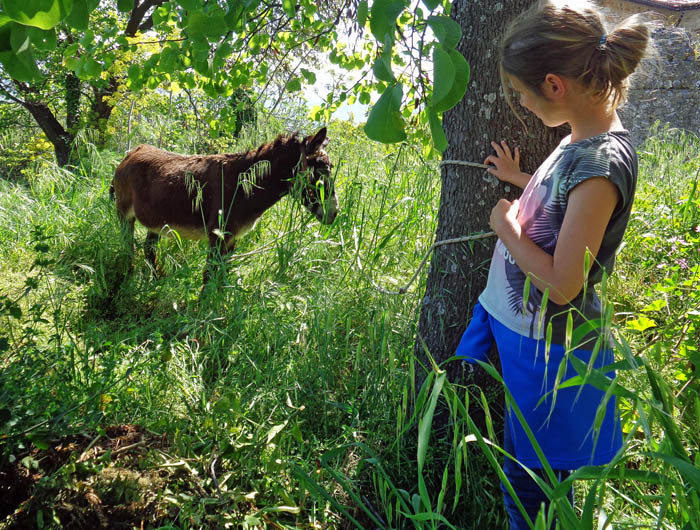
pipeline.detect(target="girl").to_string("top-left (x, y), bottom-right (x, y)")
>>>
top-left (456, 1), bottom-right (649, 528)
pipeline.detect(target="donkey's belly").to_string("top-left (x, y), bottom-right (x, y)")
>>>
top-left (149, 224), bottom-right (208, 241)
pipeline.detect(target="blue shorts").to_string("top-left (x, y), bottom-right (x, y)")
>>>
top-left (457, 302), bottom-right (622, 469)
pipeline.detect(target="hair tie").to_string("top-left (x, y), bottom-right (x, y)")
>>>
top-left (598, 34), bottom-right (608, 50)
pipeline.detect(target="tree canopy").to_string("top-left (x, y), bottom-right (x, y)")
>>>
top-left (0, 0), bottom-right (470, 160)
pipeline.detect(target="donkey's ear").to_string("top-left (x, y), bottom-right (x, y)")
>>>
top-left (303, 127), bottom-right (328, 153)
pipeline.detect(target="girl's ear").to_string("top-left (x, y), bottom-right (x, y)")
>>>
top-left (541, 73), bottom-right (567, 100)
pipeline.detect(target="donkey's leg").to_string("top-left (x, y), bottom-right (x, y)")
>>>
top-left (117, 217), bottom-right (136, 275)
top-left (202, 234), bottom-right (235, 290)
top-left (144, 231), bottom-right (159, 277)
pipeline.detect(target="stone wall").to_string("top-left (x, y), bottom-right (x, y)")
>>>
top-left (598, 2), bottom-right (700, 145)
top-left (618, 26), bottom-right (700, 145)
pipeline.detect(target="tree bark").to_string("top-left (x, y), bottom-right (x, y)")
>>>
top-left (415, 0), bottom-right (568, 392)
top-left (23, 100), bottom-right (74, 167)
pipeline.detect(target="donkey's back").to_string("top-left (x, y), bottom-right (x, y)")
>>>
top-left (113, 145), bottom-right (240, 240)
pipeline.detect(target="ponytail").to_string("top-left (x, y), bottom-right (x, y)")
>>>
top-left (500, 0), bottom-right (650, 113)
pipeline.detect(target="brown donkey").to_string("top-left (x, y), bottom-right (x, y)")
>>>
top-left (111, 127), bottom-right (336, 286)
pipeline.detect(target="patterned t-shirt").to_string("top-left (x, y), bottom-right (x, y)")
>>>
top-left (479, 131), bottom-right (638, 347)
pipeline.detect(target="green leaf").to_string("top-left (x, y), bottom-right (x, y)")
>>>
top-left (266, 421), bottom-right (288, 444)
top-left (626, 316), bottom-right (656, 332)
top-left (427, 15), bottom-right (462, 49)
top-left (3, 0), bottom-right (73, 30)
top-left (63, 55), bottom-right (79, 70)
top-left (64, 0), bottom-right (93, 30)
top-left (127, 62), bottom-right (143, 88)
top-left (186, 8), bottom-right (228, 42)
top-left (421, 0), bottom-right (440, 10)
top-left (432, 49), bottom-right (469, 113)
top-left (372, 50), bottom-right (394, 82)
top-left (117, 0), bottom-right (133, 13)
top-left (364, 83), bottom-right (406, 143)
top-left (300, 68), bottom-right (316, 84)
top-left (159, 46), bottom-right (179, 73)
top-left (432, 46), bottom-right (455, 112)
top-left (357, 0), bottom-right (368, 28)
top-left (282, 0), bottom-right (295, 18)
top-left (0, 25), bottom-right (43, 81)
top-left (78, 57), bottom-right (101, 79)
top-left (63, 41), bottom-right (79, 57)
top-left (28, 435), bottom-right (49, 450)
top-left (0, 17), bottom-right (13, 52)
top-left (286, 77), bottom-right (301, 92)
top-left (427, 107), bottom-right (447, 152)
top-left (224, 2), bottom-right (244, 30)
top-left (10, 23), bottom-right (31, 54)
top-left (28, 26), bottom-right (56, 50)
top-left (369, 0), bottom-right (406, 42)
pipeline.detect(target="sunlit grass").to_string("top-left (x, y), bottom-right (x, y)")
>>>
top-left (1, 120), bottom-right (698, 528)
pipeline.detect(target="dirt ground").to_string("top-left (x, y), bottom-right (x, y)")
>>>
top-left (0, 424), bottom-right (194, 529)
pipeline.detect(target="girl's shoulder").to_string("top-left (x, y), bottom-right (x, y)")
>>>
top-left (558, 131), bottom-right (638, 201)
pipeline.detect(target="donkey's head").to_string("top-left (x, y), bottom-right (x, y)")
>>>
top-left (294, 127), bottom-right (338, 224)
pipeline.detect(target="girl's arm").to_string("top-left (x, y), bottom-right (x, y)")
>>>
top-left (484, 141), bottom-right (531, 189)
top-left (490, 177), bottom-right (620, 305)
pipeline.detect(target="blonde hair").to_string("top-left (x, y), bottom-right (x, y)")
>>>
top-left (500, 0), bottom-right (650, 115)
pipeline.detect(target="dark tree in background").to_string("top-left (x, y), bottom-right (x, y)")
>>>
top-left (415, 0), bottom-right (568, 392)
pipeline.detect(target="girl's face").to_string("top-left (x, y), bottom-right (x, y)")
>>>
top-left (508, 75), bottom-right (566, 128)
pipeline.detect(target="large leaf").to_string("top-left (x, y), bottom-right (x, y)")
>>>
top-left (357, 0), bottom-right (368, 28)
top-left (3, 0), bottom-right (73, 30)
top-left (0, 22), bottom-right (42, 81)
top-left (0, 48), bottom-right (43, 81)
top-left (10, 23), bottom-right (31, 54)
top-left (421, 0), bottom-right (440, 10)
top-left (0, 16), bottom-right (12, 52)
top-left (77, 56), bottom-right (101, 79)
top-left (159, 46), bottom-right (179, 73)
top-left (432, 46), bottom-right (454, 105)
top-left (364, 83), bottom-right (406, 143)
top-left (28, 26), bottom-right (56, 50)
top-left (187, 10), bottom-right (227, 43)
top-left (432, 49), bottom-right (469, 113)
top-left (64, 0), bottom-right (97, 30)
top-left (224, 1), bottom-right (244, 30)
top-left (282, 0), bottom-right (295, 18)
top-left (372, 36), bottom-right (394, 82)
top-left (427, 107), bottom-right (447, 152)
top-left (427, 15), bottom-right (462, 49)
top-left (369, 0), bottom-right (405, 42)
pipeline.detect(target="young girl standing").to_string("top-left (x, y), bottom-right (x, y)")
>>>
top-left (456, 1), bottom-right (649, 527)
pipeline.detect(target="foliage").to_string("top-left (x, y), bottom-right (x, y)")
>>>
top-left (1, 119), bottom-right (699, 527)
top-left (0, 0), bottom-right (469, 152)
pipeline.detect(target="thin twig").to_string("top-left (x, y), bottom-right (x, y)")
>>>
top-left (440, 159), bottom-right (491, 170)
top-left (366, 231), bottom-right (497, 295)
top-left (225, 228), bottom-right (299, 263)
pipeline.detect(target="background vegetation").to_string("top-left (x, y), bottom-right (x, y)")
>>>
top-left (0, 65), bottom-right (698, 530)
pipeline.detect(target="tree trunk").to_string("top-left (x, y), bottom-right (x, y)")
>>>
top-left (90, 78), bottom-right (120, 147)
top-left (23, 100), bottom-right (74, 167)
top-left (415, 0), bottom-right (568, 396)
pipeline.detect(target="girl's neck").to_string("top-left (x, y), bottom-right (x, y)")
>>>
top-left (568, 101), bottom-right (623, 143)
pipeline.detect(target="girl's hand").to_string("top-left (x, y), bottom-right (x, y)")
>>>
top-left (484, 141), bottom-right (531, 189)
top-left (490, 198), bottom-right (521, 239)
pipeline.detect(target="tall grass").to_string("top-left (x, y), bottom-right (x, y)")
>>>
top-left (1, 121), bottom-right (698, 529)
